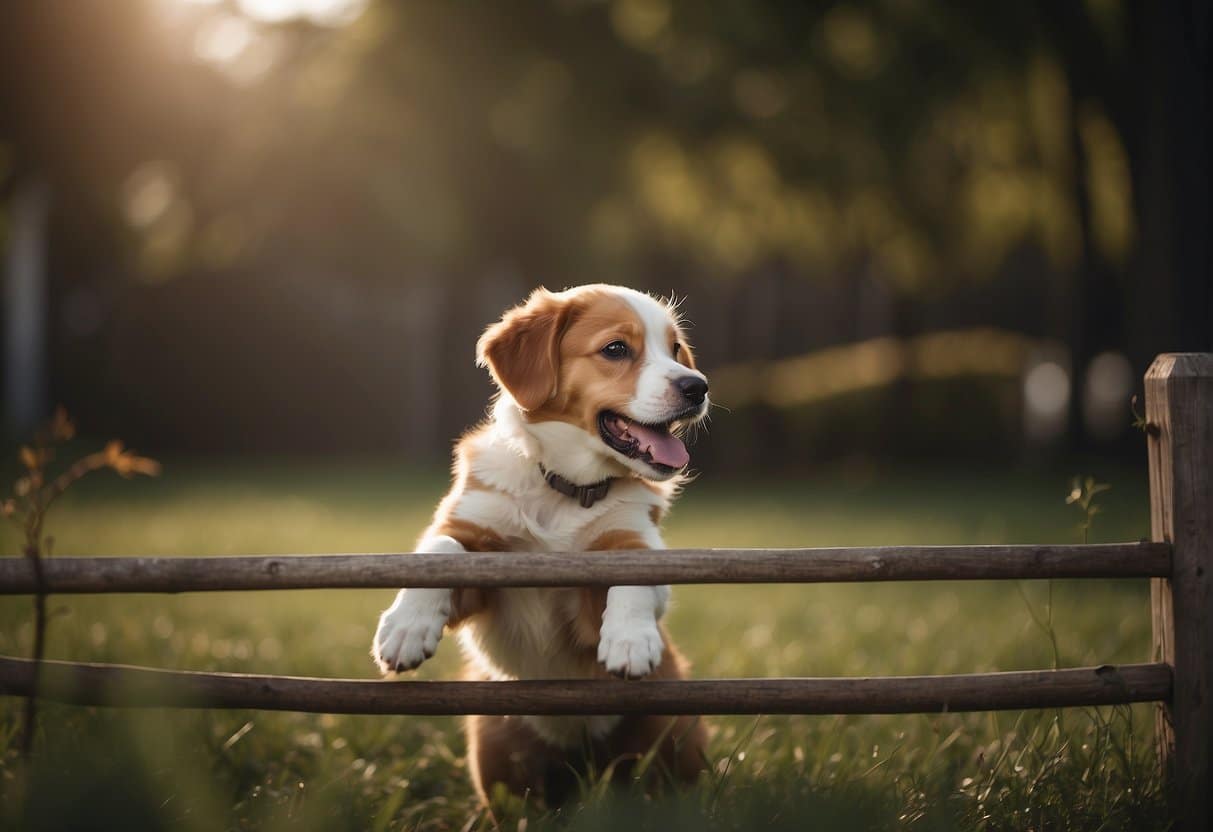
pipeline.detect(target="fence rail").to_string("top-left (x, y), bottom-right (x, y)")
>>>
top-left (0, 657), bottom-right (1172, 715)
top-left (0, 542), bottom-right (1171, 594)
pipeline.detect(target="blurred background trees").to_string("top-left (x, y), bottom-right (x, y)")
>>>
top-left (1, 0), bottom-right (1208, 470)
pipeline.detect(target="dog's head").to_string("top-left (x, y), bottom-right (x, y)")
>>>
top-left (477, 284), bottom-right (709, 481)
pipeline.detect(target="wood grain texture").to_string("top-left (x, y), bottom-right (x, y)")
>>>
top-left (1147, 353), bottom-right (1213, 831)
top-left (0, 543), bottom-right (1170, 595)
top-left (0, 656), bottom-right (1171, 715)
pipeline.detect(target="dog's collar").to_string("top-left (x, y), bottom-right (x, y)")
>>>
top-left (539, 464), bottom-right (614, 508)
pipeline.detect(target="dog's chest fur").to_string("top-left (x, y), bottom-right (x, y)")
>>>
top-left (444, 424), bottom-right (670, 745)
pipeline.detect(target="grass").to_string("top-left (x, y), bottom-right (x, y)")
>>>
top-left (0, 456), bottom-right (1170, 830)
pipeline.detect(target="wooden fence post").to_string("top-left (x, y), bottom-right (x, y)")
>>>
top-left (1148, 353), bottom-right (1213, 830)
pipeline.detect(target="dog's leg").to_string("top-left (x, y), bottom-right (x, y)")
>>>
top-left (605, 638), bottom-right (708, 785)
top-left (586, 531), bottom-right (672, 679)
top-left (597, 583), bottom-right (671, 679)
top-left (371, 534), bottom-right (463, 674)
top-left (467, 714), bottom-right (577, 806)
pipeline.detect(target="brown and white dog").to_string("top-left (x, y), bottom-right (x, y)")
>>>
top-left (371, 284), bottom-right (710, 804)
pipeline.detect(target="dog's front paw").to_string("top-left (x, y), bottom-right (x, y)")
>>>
top-left (372, 589), bottom-right (451, 674)
top-left (598, 618), bottom-right (664, 679)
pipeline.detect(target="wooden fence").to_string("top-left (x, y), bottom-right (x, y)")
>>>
top-left (0, 353), bottom-right (1209, 827)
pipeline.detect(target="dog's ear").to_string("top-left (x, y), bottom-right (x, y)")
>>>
top-left (476, 288), bottom-right (571, 411)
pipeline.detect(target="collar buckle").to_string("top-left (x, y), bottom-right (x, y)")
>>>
top-left (539, 464), bottom-right (613, 509)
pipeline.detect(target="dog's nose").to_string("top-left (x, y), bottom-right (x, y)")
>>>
top-left (675, 376), bottom-right (708, 405)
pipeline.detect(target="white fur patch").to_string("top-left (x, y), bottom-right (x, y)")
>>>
top-left (371, 535), bottom-right (461, 673)
top-left (459, 410), bottom-right (671, 548)
top-left (621, 290), bottom-right (709, 425)
top-left (598, 585), bottom-right (666, 678)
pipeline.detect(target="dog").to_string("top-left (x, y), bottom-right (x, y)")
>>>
top-left (371, 283), bottom-right (710, 804)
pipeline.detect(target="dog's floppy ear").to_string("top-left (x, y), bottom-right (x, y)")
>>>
top-left (476, 288), bottom-right (571, 411)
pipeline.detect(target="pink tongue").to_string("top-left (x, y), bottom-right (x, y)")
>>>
top-left (626, 423), bottom-right (690, 469)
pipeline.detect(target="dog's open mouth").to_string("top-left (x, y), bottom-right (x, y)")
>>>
top-left (598, 410), bottom-right (692, 473)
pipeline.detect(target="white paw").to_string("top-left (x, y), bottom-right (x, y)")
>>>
top-left (372, 589), bottom-right (451, 674)
top-left (598, 618), bottom-right (664, 679)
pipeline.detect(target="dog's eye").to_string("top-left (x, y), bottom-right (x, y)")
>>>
top-left (672, 342), bottom-right (682, 356)
top-left (601, 341), bottom-right (630, 360)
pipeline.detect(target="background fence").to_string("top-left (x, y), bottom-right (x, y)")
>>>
top-left (0, 353), bottom-right (1209, 827)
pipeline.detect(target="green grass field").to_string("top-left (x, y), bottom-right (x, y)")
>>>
top-left (0, 457), bottom-right (1170, 830)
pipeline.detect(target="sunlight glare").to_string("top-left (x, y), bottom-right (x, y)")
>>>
top-left (1082, 350), bottom-right (1133, 440)
top-left (235, 0), bottom-right (367, 26)
top-left (301, 0), bottom-right (369, 27)
top-left (194, 14), bottom-right (257, 64)
top-left (237, 0), bottom-right (298, 24)
top-left (122, 162), bottom-right (178, 229)
top-left (1023, 359), bottom-right (1070, 443)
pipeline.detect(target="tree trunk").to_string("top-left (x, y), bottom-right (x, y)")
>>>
top-left (3, 177), bottom-right (50, 436)
top-left (1126, 0), bottom-right (1212, 364)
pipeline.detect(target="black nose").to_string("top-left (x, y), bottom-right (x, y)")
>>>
top-left (676, 376), bottom-right (708, 405)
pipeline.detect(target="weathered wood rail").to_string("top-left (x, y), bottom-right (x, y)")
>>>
top-left (0, 542), bottom-right (1171, 594)
top-left (0, 353), bottom-right (1208, 828)
top-left (0, 657), bottom-right (1171, 715)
